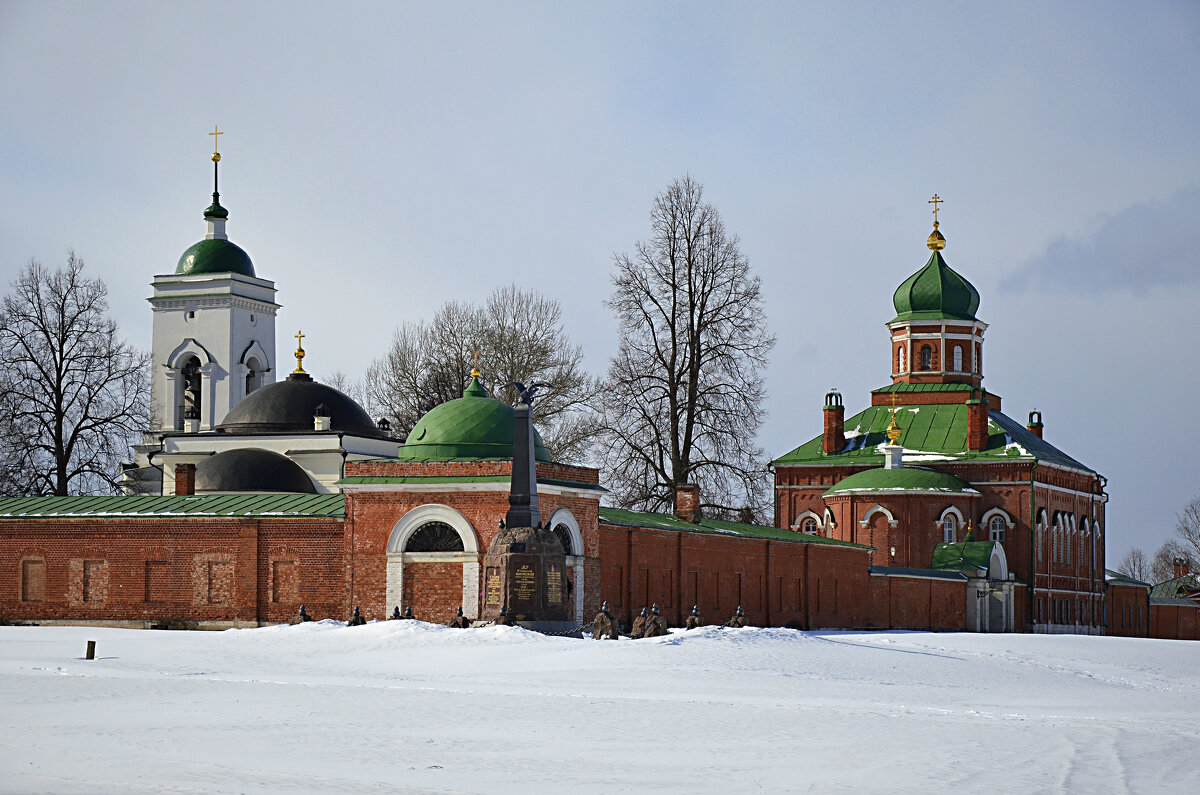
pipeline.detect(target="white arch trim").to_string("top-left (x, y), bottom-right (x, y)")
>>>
top-left (387, 503), bottom-right (480, 554)
top-left (823, 507), bottom-right (838, 529)
top-left (240, 340), bottom-right (273, 371)
top-left (386, 504), bottom-right (480, 620)
top-left (987, 542), bottom-right (1009, 581)
top-left (860, 504), bottom-right (898, 528)
top-left (166, 338), bottom-right (214, 369)
top-left (981, 507), bottom-right (1016, 529)
top-left (548, 507), bottom-right (583, 556)
top-left (935, 505), bottom-right (965, 528)
top-left (791, 509), bottom-right (823, 532)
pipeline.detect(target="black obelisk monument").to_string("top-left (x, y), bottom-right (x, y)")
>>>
top-left (480, 383), bottom-right (573, 633)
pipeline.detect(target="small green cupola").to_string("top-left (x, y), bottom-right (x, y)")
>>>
top-left (175, 127), bottom-right (256, 278)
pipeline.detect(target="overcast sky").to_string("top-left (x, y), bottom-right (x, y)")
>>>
top-left (2, 1), bottom-right (1197, 564)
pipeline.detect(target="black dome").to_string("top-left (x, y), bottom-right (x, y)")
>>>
top-left (217, 373), bottom-right (382, 436)
top-left (195, 448), bottom-right (316, 494)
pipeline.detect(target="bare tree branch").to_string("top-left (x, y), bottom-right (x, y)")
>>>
top-left (0, 253), bottom-right (149, 495)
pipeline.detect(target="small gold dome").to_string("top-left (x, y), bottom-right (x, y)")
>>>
top-left (926, 221), bottom-right (946, 251)
top-left (211, 152), bottom-right (222, 163)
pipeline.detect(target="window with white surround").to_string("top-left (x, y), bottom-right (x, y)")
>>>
top-left (942, 514), bottom-right (958, 543)
top-left (803, 517), bottom-right (818, 534)
top-left (898, 346), bottom-right (906, 374)
top-left (919, 345), bottom-right (932, 371)
top-left (952, 345), bottom-right (963, 372)
top-left (989, 515), bottom-right (1005, 543)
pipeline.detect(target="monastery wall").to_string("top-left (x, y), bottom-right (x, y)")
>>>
top-left (0, 518), bottom-right (344, 627)
top-left (867, 573), bottom-right (966, 631)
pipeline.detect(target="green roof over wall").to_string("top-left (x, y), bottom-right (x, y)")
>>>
top-left (176, 238), bottom-right (256, 277)
top-left (824, 466), bottom-right (978, 496)
top-left (1105, 569), bottom-right (1151, 588)
top-left (397, 378), bottom-right (551, 463)
top-left (771, 399), bottom-right (1094, 473)
top-left (598, 506), bottom-right (866, 548)
top-left (1149, 573), bottom-right (1200, 600)
top-left (932, 540), bottom-right (998, 573)
top-left (891, 250), bottom-right (980, 322)
top-left (0, 494), bottom-right (345, 518)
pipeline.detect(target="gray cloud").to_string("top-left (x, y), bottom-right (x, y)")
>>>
top-left (1003, 187), bottom-right (1200, 293)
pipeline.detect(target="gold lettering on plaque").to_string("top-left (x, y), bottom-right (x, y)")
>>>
top-left (546, 564), bottom-right (563, 605)
top-left (514, 564), bottom-right (536, 602)
top-left (485, 567), bottom-right (502, 606)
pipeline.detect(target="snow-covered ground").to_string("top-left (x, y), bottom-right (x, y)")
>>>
top-left (2, 623), bottom-right (1198, 794)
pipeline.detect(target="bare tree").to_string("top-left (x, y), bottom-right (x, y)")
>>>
top-left (1117, 547), bottom-right (1150, 583)
top-left (0, 253), bottom-right (149, 495)
top-left (362, 286), bottom-right (599, 461)
top-left (596, 176), bottom-right (775, 521)
top-left (1174, 494), bottom-right (1200, 563)
top-left (1150, 538), bottom-right (1196, 584)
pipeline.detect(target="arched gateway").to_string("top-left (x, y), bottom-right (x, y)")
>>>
top-left (386, 505), bottom-right (481, 621)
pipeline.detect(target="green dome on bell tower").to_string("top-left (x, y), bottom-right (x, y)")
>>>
top-left (175, 126), bottom-right (256, 278)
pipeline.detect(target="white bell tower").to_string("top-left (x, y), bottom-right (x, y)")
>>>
top-left (148, 128), bottom-right (278, 433)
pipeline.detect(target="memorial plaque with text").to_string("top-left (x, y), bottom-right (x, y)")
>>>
top-left (484, 567), bottom-right (502, 607)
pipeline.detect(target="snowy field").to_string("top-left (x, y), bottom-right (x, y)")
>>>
top-left (2, 622), bottom-right (1198, 794)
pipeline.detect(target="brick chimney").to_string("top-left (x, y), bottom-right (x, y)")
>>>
top-left (174, 463), bottom-right (196, 496)
top-left (1174, 558), bottom-right (1190, 579)
top-left (823, 391), bottom-right (846, 454)
top-left (966, 392), bottom-right (989, 452)
top-left (675, 483), bottom-right (702, 524)
top-left (1027, 410), bottom-right (1044, 439)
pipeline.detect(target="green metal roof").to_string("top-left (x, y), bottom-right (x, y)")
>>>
top-left (1149, 573), bottom-right (1200, 600)
top-left (771, 399), bottom-right (1094, 473)
top-left (397, 378), bottom-right (551, 463)
top-left (869, 565), bottom-right (968, 581)
top-left (598, 507), bottom-right (867, 548)
top-left (872, 383), bottom-right (977, 393)
top-left (824, 466), bottom-right (978, 496)
top-left (337, 474), bottom-right (604, 491)
top-left (891, 250), bottom-right (980, 322)
top-left (0, 494), bottom-right (345, 518)
top-left (932, 540), bottom-right (998, 573)
top-left (176, 238), bottom-right (255, 277)
top-left (1105, 569), bottom-right (1151, 588)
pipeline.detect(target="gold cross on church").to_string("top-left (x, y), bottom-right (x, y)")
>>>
top-left (928, 194), bottom-right (943, 223)
top-left (209, 125), bottom-right (223, 155)
top-left (293, 330), bottom-right (307, 374)
top-left (471, 349), bottom-right (481, 378)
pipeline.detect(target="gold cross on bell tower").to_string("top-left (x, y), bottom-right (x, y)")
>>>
top-left (209, 125), bottom-right (223, 162)
top-left (470, 349), bottom-right (481, 378)
top-left (928, 194), bottom-right (943, 223)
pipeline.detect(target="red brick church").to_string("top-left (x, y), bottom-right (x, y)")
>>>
top-left (0, 162), bottom-right (1194, 640)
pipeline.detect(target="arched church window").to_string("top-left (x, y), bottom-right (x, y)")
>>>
top-left (943, 514), bottom-right (958, 543)
top-left (404, 522), bottom-right (464, 552)
top-left (953, 345), bottom-right (963, 372)
top-left (552, 523), bottom-right (574, 556)
top-left (897, 347), bottom-right (906, 374)
top-left (181, 356), bottom-right (202, 427)
top-left (989, 515), bottom-right (1005, 543)
top-left (919, 345), bottom-right (932, 371)
top-left (803, 517), bottom-right (818, 535)
top-left (245, 356), bottom-right (263, 396)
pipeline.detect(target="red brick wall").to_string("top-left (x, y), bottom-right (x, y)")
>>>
top-left (1106, 583), bottom-right (1149, 638)
top-left (597, 524), bottom-right (872, 630)
top-left (0, 518), bottom-right (344, 626)
top-left (868, 573), bottom-right (967, 630)
top-left (403, 562), bottom-right (462, 624)
top-left (1149, 602), bottom-right (1200, 640)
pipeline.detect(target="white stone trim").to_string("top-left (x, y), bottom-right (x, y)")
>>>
top-left (980, 507), bottom-right (1015, 529)
top-left (936, 505), bottom-right (964, 543)
top-left (547, 507), bottom-right (583, 556)
top-left (859, 504), bottom-right (898, 528)
top-left (790, 509), bottom-right (823, 532)
top-left (165, 338), bottom-right (214, 369)
top-left (387, 504), bottom-right (479, 554)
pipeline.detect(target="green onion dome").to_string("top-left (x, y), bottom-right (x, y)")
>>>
top-left (891, 251), bottom-right (980, 322)
top-left (398, 377), bottom-right (551, 462)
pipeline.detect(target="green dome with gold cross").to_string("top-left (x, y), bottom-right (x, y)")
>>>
top-left (890, 196), bottom-right (979, 323)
